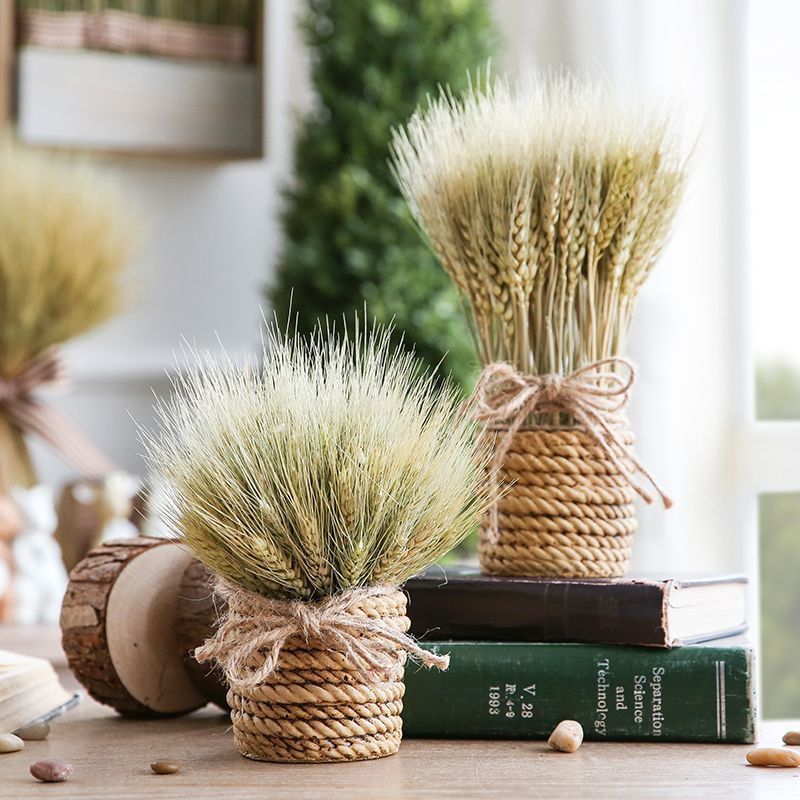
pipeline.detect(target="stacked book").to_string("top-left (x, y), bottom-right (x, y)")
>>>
top-left (401, 569), bottom-right (754, 743)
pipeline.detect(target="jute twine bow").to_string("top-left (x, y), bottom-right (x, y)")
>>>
top-left (194, 581), bottom-right (449, 689)
top-left (474, 357), bottom-right (672, 544)
top-left (0, 349), bottom-right (115, 477)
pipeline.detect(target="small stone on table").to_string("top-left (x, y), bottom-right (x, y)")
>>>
top-left (0, 734), bottom-right (23, 753)
top-left (30, 759), bottom-right (73, 782)
top-left (15, 721), bottom-right (50, 741)
top-left (151, 759), bottom-right (180, 775)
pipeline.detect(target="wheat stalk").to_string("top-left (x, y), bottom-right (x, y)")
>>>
top-left (142, 321), bottom-right (492, 600)
top-left (390, 73), bottom-right (688, 378)
top-left (0, 135), bottom-right (138, 377)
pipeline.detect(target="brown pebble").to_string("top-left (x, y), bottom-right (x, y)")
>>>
top-left (30, 759), bottom-right (74, 782)
top-left (746, 747), bottom-right (800, 768)
top-left (150, 760), bottom-right (180, 775)
top-left (15, 722), bottom-right (50, 741)
top-left (783, 730), bottom-right (800, 746)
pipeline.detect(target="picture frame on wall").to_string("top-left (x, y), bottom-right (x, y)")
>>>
top-left (0, 1), bottom-right (264, 160)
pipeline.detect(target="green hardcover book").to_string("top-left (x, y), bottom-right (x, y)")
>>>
top-left (403, 640), bottom-right (755, 743)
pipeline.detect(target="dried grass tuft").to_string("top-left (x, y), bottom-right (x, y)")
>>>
top-left (0, 135), bottom-right (138, 376)
top-left (142, 322), bottom-right (492, 600)
top-left (390, 73), bottom-right (689, 376)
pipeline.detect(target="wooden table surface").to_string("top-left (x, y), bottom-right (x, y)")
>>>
top-left (1, 627), bottom-right (799, 800)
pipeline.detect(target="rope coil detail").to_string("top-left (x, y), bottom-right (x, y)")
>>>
top-left (474, 358), bottom-right (671, 578)
top-left (479, 427), bottom-right (637, 577)
top-left (196, 585), bottom-right (426, 762)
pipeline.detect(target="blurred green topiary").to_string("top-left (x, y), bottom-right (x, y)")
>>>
top-left (268, 0), bottom-right (496, 390)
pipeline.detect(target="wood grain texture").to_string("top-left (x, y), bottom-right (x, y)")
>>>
top-left (1, 627), bottom-right (799, 798)
top-left (105, 542), bottom-right (205, 714)
top-left (60, 537), bottom-right (203, 717)
top-left (176, 559), bottom-right (228, 710)
top-left (0, 697), bottom-right (796, 800)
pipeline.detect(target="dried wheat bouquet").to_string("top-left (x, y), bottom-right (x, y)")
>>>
top-left (143, 322), bottom-right (491, 762)
top-left (390, 74), bottom-right (689, 578)
top-left (0, 136), bottom-right (137, 489)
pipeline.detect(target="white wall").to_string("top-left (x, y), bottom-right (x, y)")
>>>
top-left (31, 0), bottom-right (308, 485)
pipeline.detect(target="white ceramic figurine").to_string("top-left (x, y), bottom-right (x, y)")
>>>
top-left (11, 485), bottom-right (68, 625)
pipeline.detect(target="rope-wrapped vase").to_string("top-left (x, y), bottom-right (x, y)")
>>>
top-left (195, 583), bottom-right (448, 763)
top-left (144, 323), bottom-right (489, 764)
top-left (476, 358), bottom-right (671, 579)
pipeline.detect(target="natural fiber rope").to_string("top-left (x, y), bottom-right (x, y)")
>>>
top-left (232, 729), bottom-right (403, 763)
top-left (473, 358), bottom-right (670, 578)
top-left (195, 584), bottom-right (439, 762)
top-left (0, 347), bottom-right (115, 477)
top-left (479, 428), bottom-right (636, 577)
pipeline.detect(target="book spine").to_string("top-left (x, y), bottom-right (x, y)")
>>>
top-left (402, 642), bottom-right (755, 743)
top-left (406, 578), bottom-right (670, 646)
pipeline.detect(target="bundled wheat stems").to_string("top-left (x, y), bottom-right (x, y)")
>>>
top-left (144, 323), bottom-right (491, 762)
top-left (391, 74), bottom-right (688, 578)
top-left (0, 136), bottom-right (137, 490)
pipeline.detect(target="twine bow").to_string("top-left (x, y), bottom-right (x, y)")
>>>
top-left (0, 349), bottom-right (115, 478)
top-left (474, 357), bottom-right (672, 543)
top-left (195, 581), bottom-right (449, 689)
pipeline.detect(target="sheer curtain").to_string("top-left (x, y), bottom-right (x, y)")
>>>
top-left (492, 0), bottom-right (751, 576)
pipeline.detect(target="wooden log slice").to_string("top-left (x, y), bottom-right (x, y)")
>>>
top-left (60, 536), bottom-right (206, 717)
top-left (177, 559), bottom-right (229, 710)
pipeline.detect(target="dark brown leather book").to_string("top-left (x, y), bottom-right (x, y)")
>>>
top-left (405, 568), bottom-right (747, 647)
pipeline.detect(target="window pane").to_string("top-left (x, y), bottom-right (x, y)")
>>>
top-left (759, 492), bottom-right (800, 718)
top-left (750, 2), bottom-right (800, 419)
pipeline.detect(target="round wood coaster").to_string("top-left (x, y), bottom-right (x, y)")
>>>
top-left (61, 536), bottom-right (206, 717)
top-left (176, 559), bottom-right (229, 710)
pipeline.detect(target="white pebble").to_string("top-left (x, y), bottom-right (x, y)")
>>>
top-left (0, 733), bottom-right (24, 753)
top-left (547, 720), bottom-right (584, 753)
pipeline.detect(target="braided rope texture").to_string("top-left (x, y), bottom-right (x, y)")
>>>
top-left (480, 428), bottom-right (637, 578)
top-left (227, 590), bottom-right (409, 762)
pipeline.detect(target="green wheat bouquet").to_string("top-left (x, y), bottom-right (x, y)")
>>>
top-left (390, 74), bottom-right (688, 579)
top-left (0, 136), bottom-right (137, 491)
top-left (143, 322), bottom-right (490, 763)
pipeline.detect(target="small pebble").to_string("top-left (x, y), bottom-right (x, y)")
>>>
top-left (547, 720), bottom-right (584, 753)
top-left (150, 759), bottom-right (180, 775)
top-left (30, 759), bottom-right (74, 783)
top-left (746, 747), bottom-right (800, 768)
top-left (14, 722), bottom-right (50, 741)
top-left (0, 733), bottom-right (23, 753)
top-left (783, 730), bottom-right (800, 746)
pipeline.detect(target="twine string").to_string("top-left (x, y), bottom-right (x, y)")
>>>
top-left (473, 357), bottom-right (672, 544)
top-left (0, 348), bottom-right (115, 478)
top-left (195, 581), bottom-right (449, 689)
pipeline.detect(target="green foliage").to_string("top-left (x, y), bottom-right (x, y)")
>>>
top-left (759, 492), bottom-right (800, 717)
top-left (756, 359), bottom-right (800, 420)
top-left (269, 0), bottom-right (496, 389)
top-left (756, 359), bottom-right (800, 717)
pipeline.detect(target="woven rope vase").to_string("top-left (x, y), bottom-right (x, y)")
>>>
top-left (479, 427), bottom-right (637, 578)
top-left (226, 589), bottom-right (409, 763)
